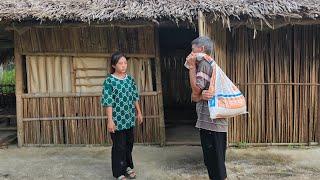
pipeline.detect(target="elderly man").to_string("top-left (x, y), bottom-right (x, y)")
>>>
top-left (186, 36), bottom-right (228, 180)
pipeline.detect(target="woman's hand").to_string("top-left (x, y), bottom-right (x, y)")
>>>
top-left (107, 120), bottom-right (116, 133)
top-left (137, 113), bottom-right (143, 125)
top-left (134, 101), bottom-right (143, 125)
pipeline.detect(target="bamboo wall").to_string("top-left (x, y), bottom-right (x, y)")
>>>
top-left (210, 25), bottom-right (320, 144)
top-left (161, 55), bottom-right (192, 106)
top-left (21, 93), bottom-right (161, 145)
top-left (15, 26), bottom-right (163, 145)
top-left (15, 26), bottom-right (155, 55)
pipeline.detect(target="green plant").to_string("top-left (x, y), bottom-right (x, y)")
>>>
top-left (0, 68), bottom-right (15, 94)
top-left (235, 141), bottom-right (248, 149)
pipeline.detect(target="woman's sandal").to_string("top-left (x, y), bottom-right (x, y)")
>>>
top-left (117, 175), bottom-right (127, 180)
top-left (125, 168), bottom-right (136, 179)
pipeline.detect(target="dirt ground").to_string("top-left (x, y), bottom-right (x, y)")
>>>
top-left (0, 145), bottom-right (319, 180)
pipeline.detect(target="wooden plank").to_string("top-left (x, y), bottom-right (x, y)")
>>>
top-left (14, 31), bottom-right (25, 147)
top-left (0, 127), bottom-right (17, 131)
top-left (75, 76), bottom-right (106, 79)
top-left (0, 115), bottom-right (16, 119)
top-left (154, 26), bottom-right (165, 146)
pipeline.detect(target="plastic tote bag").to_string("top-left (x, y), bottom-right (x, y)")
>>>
top-left (207, 58), bottom-right (247, 119)
top-left (185, 53), bottom-right (247, 119)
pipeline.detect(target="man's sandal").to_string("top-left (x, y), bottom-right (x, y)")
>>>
top-left (125, 168), bottom-right (136, 179)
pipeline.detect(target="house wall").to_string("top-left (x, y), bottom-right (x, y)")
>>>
top-left (14, 25), bottom-right (164, 145)
top-left (207, 23), bottom-right (320, 144)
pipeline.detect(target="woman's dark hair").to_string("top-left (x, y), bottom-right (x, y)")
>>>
top-left (110, 51), bottom-right (126, 74)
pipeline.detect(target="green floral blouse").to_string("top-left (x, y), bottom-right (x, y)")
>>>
top-left (101, 74), bottom-right (139, 131)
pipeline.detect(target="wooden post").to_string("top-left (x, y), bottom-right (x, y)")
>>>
top-left (14, 32), bottom-right (25, 147)
top-left (198, 11), bottom-right (206, 36)
top-left (317, 90), bottom-right (320, 143)
top-left (154, 27), bottom-right (166, 146)
top-left (198, 12), bottom-right (231, 146)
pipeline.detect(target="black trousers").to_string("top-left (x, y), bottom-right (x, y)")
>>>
top-left (200, 129), bottom-right (227, 180)
top-left (110, 128), bottom-right (134, 178)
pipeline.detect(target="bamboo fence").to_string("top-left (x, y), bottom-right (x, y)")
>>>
top-left (21, 93), bottom-right (162, 145)
top-left (223, 25), bottom-right (320, 144)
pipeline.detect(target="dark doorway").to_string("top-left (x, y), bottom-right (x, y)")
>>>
top-left (159, 27), bottom-right (200, 144)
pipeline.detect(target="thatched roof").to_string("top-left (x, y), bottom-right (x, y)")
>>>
top-left (0, 0), bottom-right (198, 23)
top-left (0, 0), bottom-right (319, 27)
top-left (200, 0), bottom-right (320, 28)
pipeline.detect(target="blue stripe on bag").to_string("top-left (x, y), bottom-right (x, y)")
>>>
top-left (209, 99), bottom-right (215, 107)
top-left (208, 93), bottom-right (243, 107)
top-left (216, 93), bottom-right (242, 97)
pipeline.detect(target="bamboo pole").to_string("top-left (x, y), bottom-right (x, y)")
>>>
top-left (303, 27), bottom-right (308, 143)
top-left (316, 26), bottom-right (320, 143)
top-left (26, 57), bottom-right (31, 93)
top-left (19, 142), bottom-right (318, 147)
top-left (21, 91), bottom-right (159, 98)
top-left (22, 115), bottom-right (160, 121)
top-left (23, 52), bottom-right (156, 58)
top-left (293, 27), bottom-right (300, 143)
top-left (71, 58), bottom-right (76, 93)
top-left (270, 30), bottom-right (276, 143)
top-left (235, 83), bottom-right (320, 86)
top-left (24, 99), bottom-right (29, 144)
top-left (288, 27), bottom-right (293, 143)
top-left (309, 26), bottom-right (314, 143)
top-left (248, 28), bottom-right (254, 142)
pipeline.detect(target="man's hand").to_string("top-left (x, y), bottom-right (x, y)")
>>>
top-left (202, 90), bottom-right (214, 100)
top-left (186, 53), bottom-right (197, 69)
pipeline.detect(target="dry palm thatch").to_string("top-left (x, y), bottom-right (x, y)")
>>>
top-left (199, 0), bottom-right (320, 29)
top-left (0, 0), bottom-right (197, 24)
top-left (0, 0), bottom-right (319, 28)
